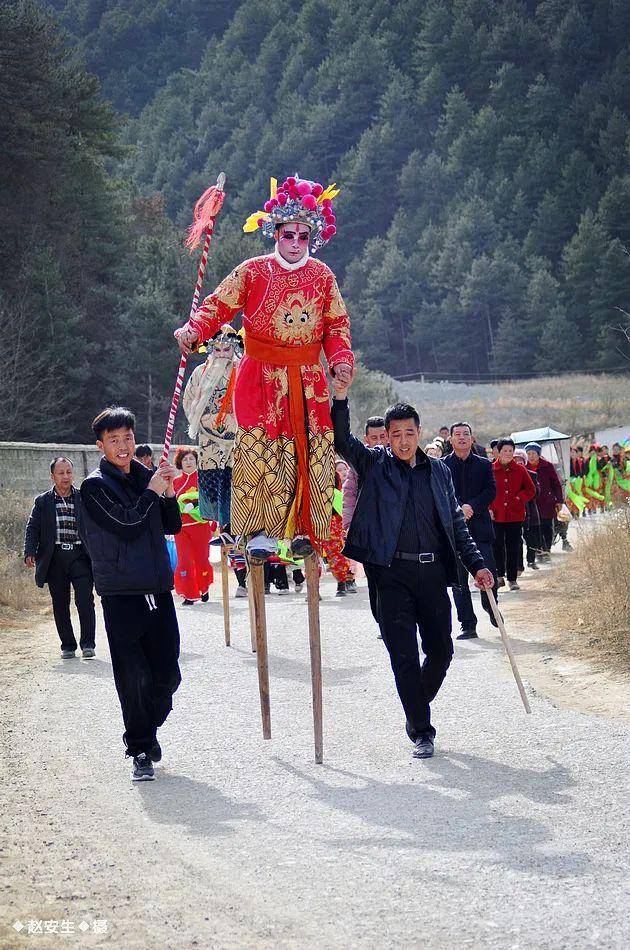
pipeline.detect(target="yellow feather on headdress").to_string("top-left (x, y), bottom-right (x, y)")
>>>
top-left (243, 211), bottom-right (269, 233)
top-left (317, 183), bottom-right (341, 203)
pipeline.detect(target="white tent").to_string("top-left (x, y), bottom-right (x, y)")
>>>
top-left (510, 426), bottom-right (571, 481)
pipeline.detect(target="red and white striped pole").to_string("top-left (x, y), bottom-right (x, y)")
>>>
top-left (161, 173), bottom-right (226, 463)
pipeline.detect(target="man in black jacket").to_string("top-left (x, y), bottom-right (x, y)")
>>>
top-left (444, 422), bottom-right (499, 640)
top-left (331, 389), bottom-right (494, 759)
top-left (24, 457), bottom-right (96, 658)
top-left (81, 407), bottom-right (182, 782)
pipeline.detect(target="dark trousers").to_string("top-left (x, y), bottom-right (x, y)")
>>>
top-left (101, 592), bottom-right (181, 756)
top-left (363, 564), bottom-right (380, 625)
top-left (524, 525), bottom-right (541, 564)
top-left (46, 547), bottom-right (96, 651)
top-left (452, 539), bottom-right (498, 631)
top-left (370, 560), bottom-right (453, 739)
top-left (555, 518), bottom-right (568, 542)
top-left (493, 521), bottom-right (523, 582)
top-left (539, 518), bottom-right (554, 552)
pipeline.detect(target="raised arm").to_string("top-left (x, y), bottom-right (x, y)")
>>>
top-left (81, 480), bottom-right (161, 541)
top-left (322, 274), bottom-right (354, 376)
top-left (331, 397), bottom-right (377, 484)
top-left (176, 263), bottom-right (249, 352)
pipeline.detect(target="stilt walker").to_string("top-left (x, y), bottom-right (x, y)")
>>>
top-left (182, 324), bottom-right (243, 643)
top-left (175, 173), bottom-right (354, 762)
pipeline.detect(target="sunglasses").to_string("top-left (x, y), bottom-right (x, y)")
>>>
top-left (279, 231), bottom-right (310, 242)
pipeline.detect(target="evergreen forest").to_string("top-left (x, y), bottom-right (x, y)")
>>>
top-left (2, 0), bottom-right (630, 441)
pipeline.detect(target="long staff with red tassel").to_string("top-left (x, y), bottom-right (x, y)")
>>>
top-left (161, 172), bottom-right (226, 462)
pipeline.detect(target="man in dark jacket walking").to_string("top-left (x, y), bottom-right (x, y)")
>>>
top-left (444, 422), bottom-right (498, 640)
top-left (81, 407), bottom-right (182, 782)
top-left (24, 457), bottom-right (96, 658)
top-left (332, 388), bottom-right (494, 760)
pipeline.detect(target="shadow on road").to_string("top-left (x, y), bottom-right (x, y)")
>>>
top-left (229, 646), bottom-right (374, 686)
top-left (272, 754), bottom-right (590, 878)
top-left (136, 772), bottom-right (265, 838)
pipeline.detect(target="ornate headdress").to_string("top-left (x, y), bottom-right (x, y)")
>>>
top-left (243, 175), bottom-right (340, 254)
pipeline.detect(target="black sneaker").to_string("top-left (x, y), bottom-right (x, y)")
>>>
top-left (61, 649), bottom-right (76, 659)
top-left (457, 629), bottom-right (478, 640)
top-left (132, 753), bottom-right (155, 782)
top-left (412, 736), bottom-right (435, 759)
top-left (200, 592), bottom-right (209, 602)
top-left (291, 536), bottom-right (313, 557)
top-left (336, 582), bottom-right (347, 597)
top-left (148, 740), bottom-right (162, 763)
top-left (345, 579), bottom-right (357, 593)
top-left (562, 541), bottom-right (573, 551)
top-left (182, 599), bottom-right (195, 606)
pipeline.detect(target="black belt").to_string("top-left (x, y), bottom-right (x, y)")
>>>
top-left (55, 541), bottom-right (81, 551)
top-left (393, 551), bottom-right (440, 563)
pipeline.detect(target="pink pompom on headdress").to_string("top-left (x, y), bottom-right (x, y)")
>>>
top-left (243, 174), bottom-right (340, 253)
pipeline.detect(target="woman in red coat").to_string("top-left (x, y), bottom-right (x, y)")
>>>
top-left (172, 447), bottom-right (214, 605)
top-left (525, 442), bottom-right (564, 557)
top-left (490, 439), bottom-right (536, 590)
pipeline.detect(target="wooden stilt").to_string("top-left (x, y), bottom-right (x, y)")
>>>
top-left (250, 561), bottom-right (271, 739)
top-left (304, 553), bottom-right (323, 764)
top-left (486, 587), bottom-right (531, 714)
top-left (247, 563), bottom-right (257, 653)
top-left (220, 545), bottom-right (231, 647)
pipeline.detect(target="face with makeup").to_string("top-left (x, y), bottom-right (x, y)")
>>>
top-left (276, 222), bottom-right (311, 264)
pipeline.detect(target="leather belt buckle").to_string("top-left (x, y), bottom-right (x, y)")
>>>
top-left (418, 553), bottom-right (435, 563)
top-left (61, 543), bottom-right (72, 551)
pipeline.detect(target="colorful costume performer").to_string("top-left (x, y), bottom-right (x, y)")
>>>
top-left (182, 326), bottom-right (243, 525)
top-left (173, 470), bottom-right (214, 601)
top-left (177, 175), bottom-right (353, 543)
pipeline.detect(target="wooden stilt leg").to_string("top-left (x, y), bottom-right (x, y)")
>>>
top-left (304, 553), bottom-right (323, 764)
top-left (220, 545), bottom-right (231, 647)
top-left (250, 561), bottom-right (271, 739)
top-left (247, 563), bottom-right (256, 653)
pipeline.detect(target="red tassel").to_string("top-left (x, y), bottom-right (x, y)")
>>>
top-left (215, 366), bottom-right (236, 429)
top-left (185, 184), bottom-right (225, 250)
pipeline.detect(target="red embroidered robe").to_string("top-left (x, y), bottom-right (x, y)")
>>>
top-left (187, 252), bottom-right (353, 541)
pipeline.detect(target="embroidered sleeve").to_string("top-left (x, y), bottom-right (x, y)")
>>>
top-left (187, 263), bottom-right (249, 342)
top-left (322, 273), bottom-right (354, 372)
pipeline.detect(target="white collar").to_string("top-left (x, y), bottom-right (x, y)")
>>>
top-left (273, 245), bottom-right (310, 271)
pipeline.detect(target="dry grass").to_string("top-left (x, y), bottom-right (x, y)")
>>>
top-left (397, 372), bottom-right (630, 443)
top-left (0, 491), bottom-right (47, 617)
top-left (547, 509), bottom-right (630, 673)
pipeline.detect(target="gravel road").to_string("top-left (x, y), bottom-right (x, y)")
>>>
top-left (2, 565), bottom-right (629, 949)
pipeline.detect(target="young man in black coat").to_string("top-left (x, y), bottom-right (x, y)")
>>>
top-left (444, 422), bottom-right (499, 640)
top-left (24, 457), bottom-right (96, 658)
top-left (81, 407), bottom-right (182, 782)
top-left (331, 386), bottom-right (494, 760)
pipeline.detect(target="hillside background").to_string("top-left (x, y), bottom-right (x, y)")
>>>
top-left (1, 0), bottom-right (629, 443)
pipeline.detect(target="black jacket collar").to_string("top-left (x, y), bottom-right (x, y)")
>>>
top-left (99, 456), bottom-right (152, 490)
top-left (390, 446), bottom-right (429, 471)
